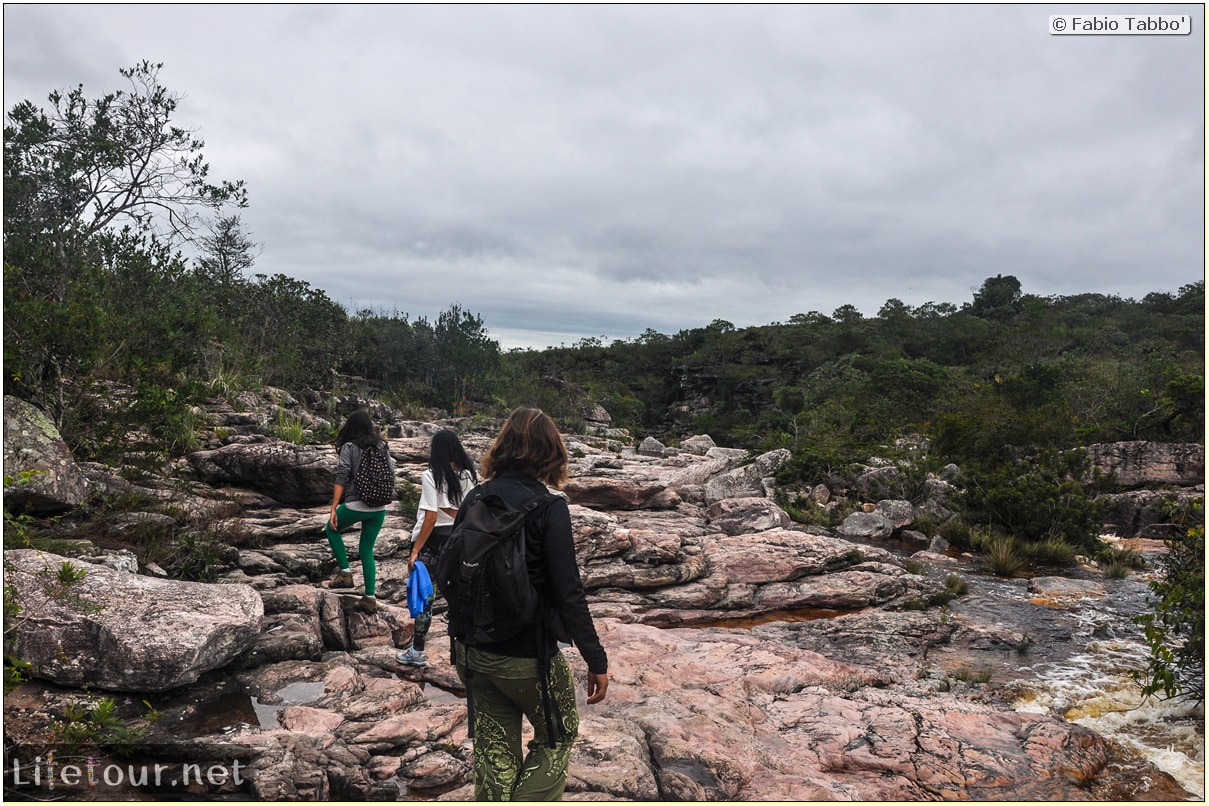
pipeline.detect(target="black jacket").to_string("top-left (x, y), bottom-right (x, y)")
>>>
top-left (455, 471), bottom-right (607, 675)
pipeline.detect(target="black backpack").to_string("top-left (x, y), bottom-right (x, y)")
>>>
top-left (435, 484), bottom-right (556, 646)
top-left (435, 482), bottom-right (567, 747)
top-left (352, 443), bottom-right (395, 507)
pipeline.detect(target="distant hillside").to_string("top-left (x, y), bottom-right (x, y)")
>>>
top-left (503, 275), bottom-right (1204, 471)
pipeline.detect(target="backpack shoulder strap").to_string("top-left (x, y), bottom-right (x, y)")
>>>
top-left (521, 490), bottom-right (558, 514)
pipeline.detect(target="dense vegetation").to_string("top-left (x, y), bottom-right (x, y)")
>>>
top-left (5, 64), bottom-right (1204, 701)
top-left (510, 279), bottom-right (1203, 463)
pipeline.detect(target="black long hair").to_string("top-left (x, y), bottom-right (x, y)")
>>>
top-left (430, 429), bottom-right (477, 507)
top-left (334, 410), bottom-right (381, 452)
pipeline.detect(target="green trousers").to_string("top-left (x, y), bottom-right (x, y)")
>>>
top-left (325, 505), bottom-right (385, 596)
top-left (455, 645), bottom-right (580, 801)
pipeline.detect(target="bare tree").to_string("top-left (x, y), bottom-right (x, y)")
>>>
top-left (4, 60), bottom-right (247, 247)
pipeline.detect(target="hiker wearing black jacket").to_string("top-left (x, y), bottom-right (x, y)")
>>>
top-left (453, 407), bottom-right (608, 801)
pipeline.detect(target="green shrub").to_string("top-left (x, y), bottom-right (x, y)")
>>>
top-left (1021, 534), bottom-right (1079, 566)
top-left (926, 573), bottom-right (969, 607)
top-left (778, 491), bottom-right (832, 527)
top-left (958, 449), bottom-right (1104, 553)
top-left (132, 378), bottom-right (205, 457)
top-left (1135, 499), bottom-right (1204, 702)
top-left (912, 513), bottom-right (939, 536)
top-left (867, 459), bottom-right (934, 505)
top-left (937, 517), bottom-right (975, 549)
top-left (951, 665), bottom-right (993, 684)
top-left (983, 537), bottom-right (1026, 578)
top-left (397, 480), bottom-right (421, 518)
top-left (271, 410), bottom-right (307, 444)
top-left (159, 531), bottom-right (228, 582)
top-left (944, 573), bottom-right (968, 596)
top-left (50, 696), bottom-right (149, 756)
top-left (1098, 544), bottom-right (1145, 570)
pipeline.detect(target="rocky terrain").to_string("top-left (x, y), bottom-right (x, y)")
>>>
top-left (3, 390), bottom-right (1202, 801)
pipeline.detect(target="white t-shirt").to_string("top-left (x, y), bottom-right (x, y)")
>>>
top-left (412, 468), bottom-right (477, 540)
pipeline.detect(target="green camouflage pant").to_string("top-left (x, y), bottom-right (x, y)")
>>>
top-left (455, 645), bottom-right (580, 801)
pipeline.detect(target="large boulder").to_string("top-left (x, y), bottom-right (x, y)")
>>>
top-left (703, 449), bottom-right (791, 504)
top-left (564, 476), bottom-right (681, 511)
top-left (1086, 441), bottom-right (1204, 489)
top-left (5, 549), bottom-right (263, 692)
top-left (706, 497), bottom-right (792, 535)
top-left (679, 434), bottom-right (718, 456)
top-left (586, 528), bottom-right (940, 625)
top-left (1098, 486), bottom-right (1206, 537)
top-left (637, 436), bottom-right (667, 457)
top-left (3, 396), bottom-right (91, 513)
top-left (186, 437), bottom-right (340, 506)
top-left (838, 510), bottom-right (895, 540)
top-left (875, 499), bottom-right (916, 529)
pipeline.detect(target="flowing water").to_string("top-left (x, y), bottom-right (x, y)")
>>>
top-left (912, 540), bottom-right (1204, 800)
top-left (1001, 580), bottom-right (1205, 800)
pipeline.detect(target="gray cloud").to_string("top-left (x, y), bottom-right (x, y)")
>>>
top-left (4, 4), bottom-right (1203, 349)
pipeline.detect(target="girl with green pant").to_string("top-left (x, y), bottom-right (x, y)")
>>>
top-left (325, 409), bottom-right (394, 614)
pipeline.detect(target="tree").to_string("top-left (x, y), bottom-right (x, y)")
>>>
top-left (956, 449), bottom-right (1105, 551)
top-left (434, 304), bottom-right (501, 409)
top-left (970, 274), bottom-right (1023, 318)
top-left (195, 215), bottom-right (259, 288)
top-left (877, 298), bottom-right (913, 320)
top-left (832, 304), bottom-right (863, 324)
top-left (237, 274), bottom-right (347, 388)
top-left (4, 61), bottom-right (246, 253)
top-left (4, 61), bottom-right (247, 409)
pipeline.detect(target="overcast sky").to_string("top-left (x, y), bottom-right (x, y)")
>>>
top-left (4, 4), bottom-right (1204, 349)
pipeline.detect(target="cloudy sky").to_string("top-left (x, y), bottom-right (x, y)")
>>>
top-left (4, 4), bottom-right (1204, 349)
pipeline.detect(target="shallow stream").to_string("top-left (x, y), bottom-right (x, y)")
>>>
top-left (854, 534), bottom-right (1204, 799)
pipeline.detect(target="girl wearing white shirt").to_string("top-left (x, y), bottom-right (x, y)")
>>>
top-left (398, 429), bottom-right (477, 667)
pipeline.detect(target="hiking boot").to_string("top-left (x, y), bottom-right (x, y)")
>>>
top-left (356, 595), bottom-right (378, 614)
top-left (330, 569), bottom-right (354, 589)
top-left (396, 647), bottom-right (427, 668)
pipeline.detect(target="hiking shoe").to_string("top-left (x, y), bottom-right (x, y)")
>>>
top-left (330, 569), bottom-right (354, 589)
top-left (396, 647), bottom-right (427, 668)
top-left (356, 595), bottom-right (378, 614)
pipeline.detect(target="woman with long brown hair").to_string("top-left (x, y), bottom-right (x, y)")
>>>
top-left (452, 407), bottom-right (608, 801)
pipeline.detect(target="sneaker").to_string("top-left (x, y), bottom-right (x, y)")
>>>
top-left (356, 595), bottom-right (378, 614)
top-left (396, 647), bottom-right (427, 667)
top-left (330, 569), bottom-right (354, 589)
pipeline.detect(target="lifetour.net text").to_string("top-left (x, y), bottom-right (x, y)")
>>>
top-left (6, 753), bottom-right (246, 793)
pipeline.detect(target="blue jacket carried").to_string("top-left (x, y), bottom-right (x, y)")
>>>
top-left (407, 560), bottom-right (434, 618)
